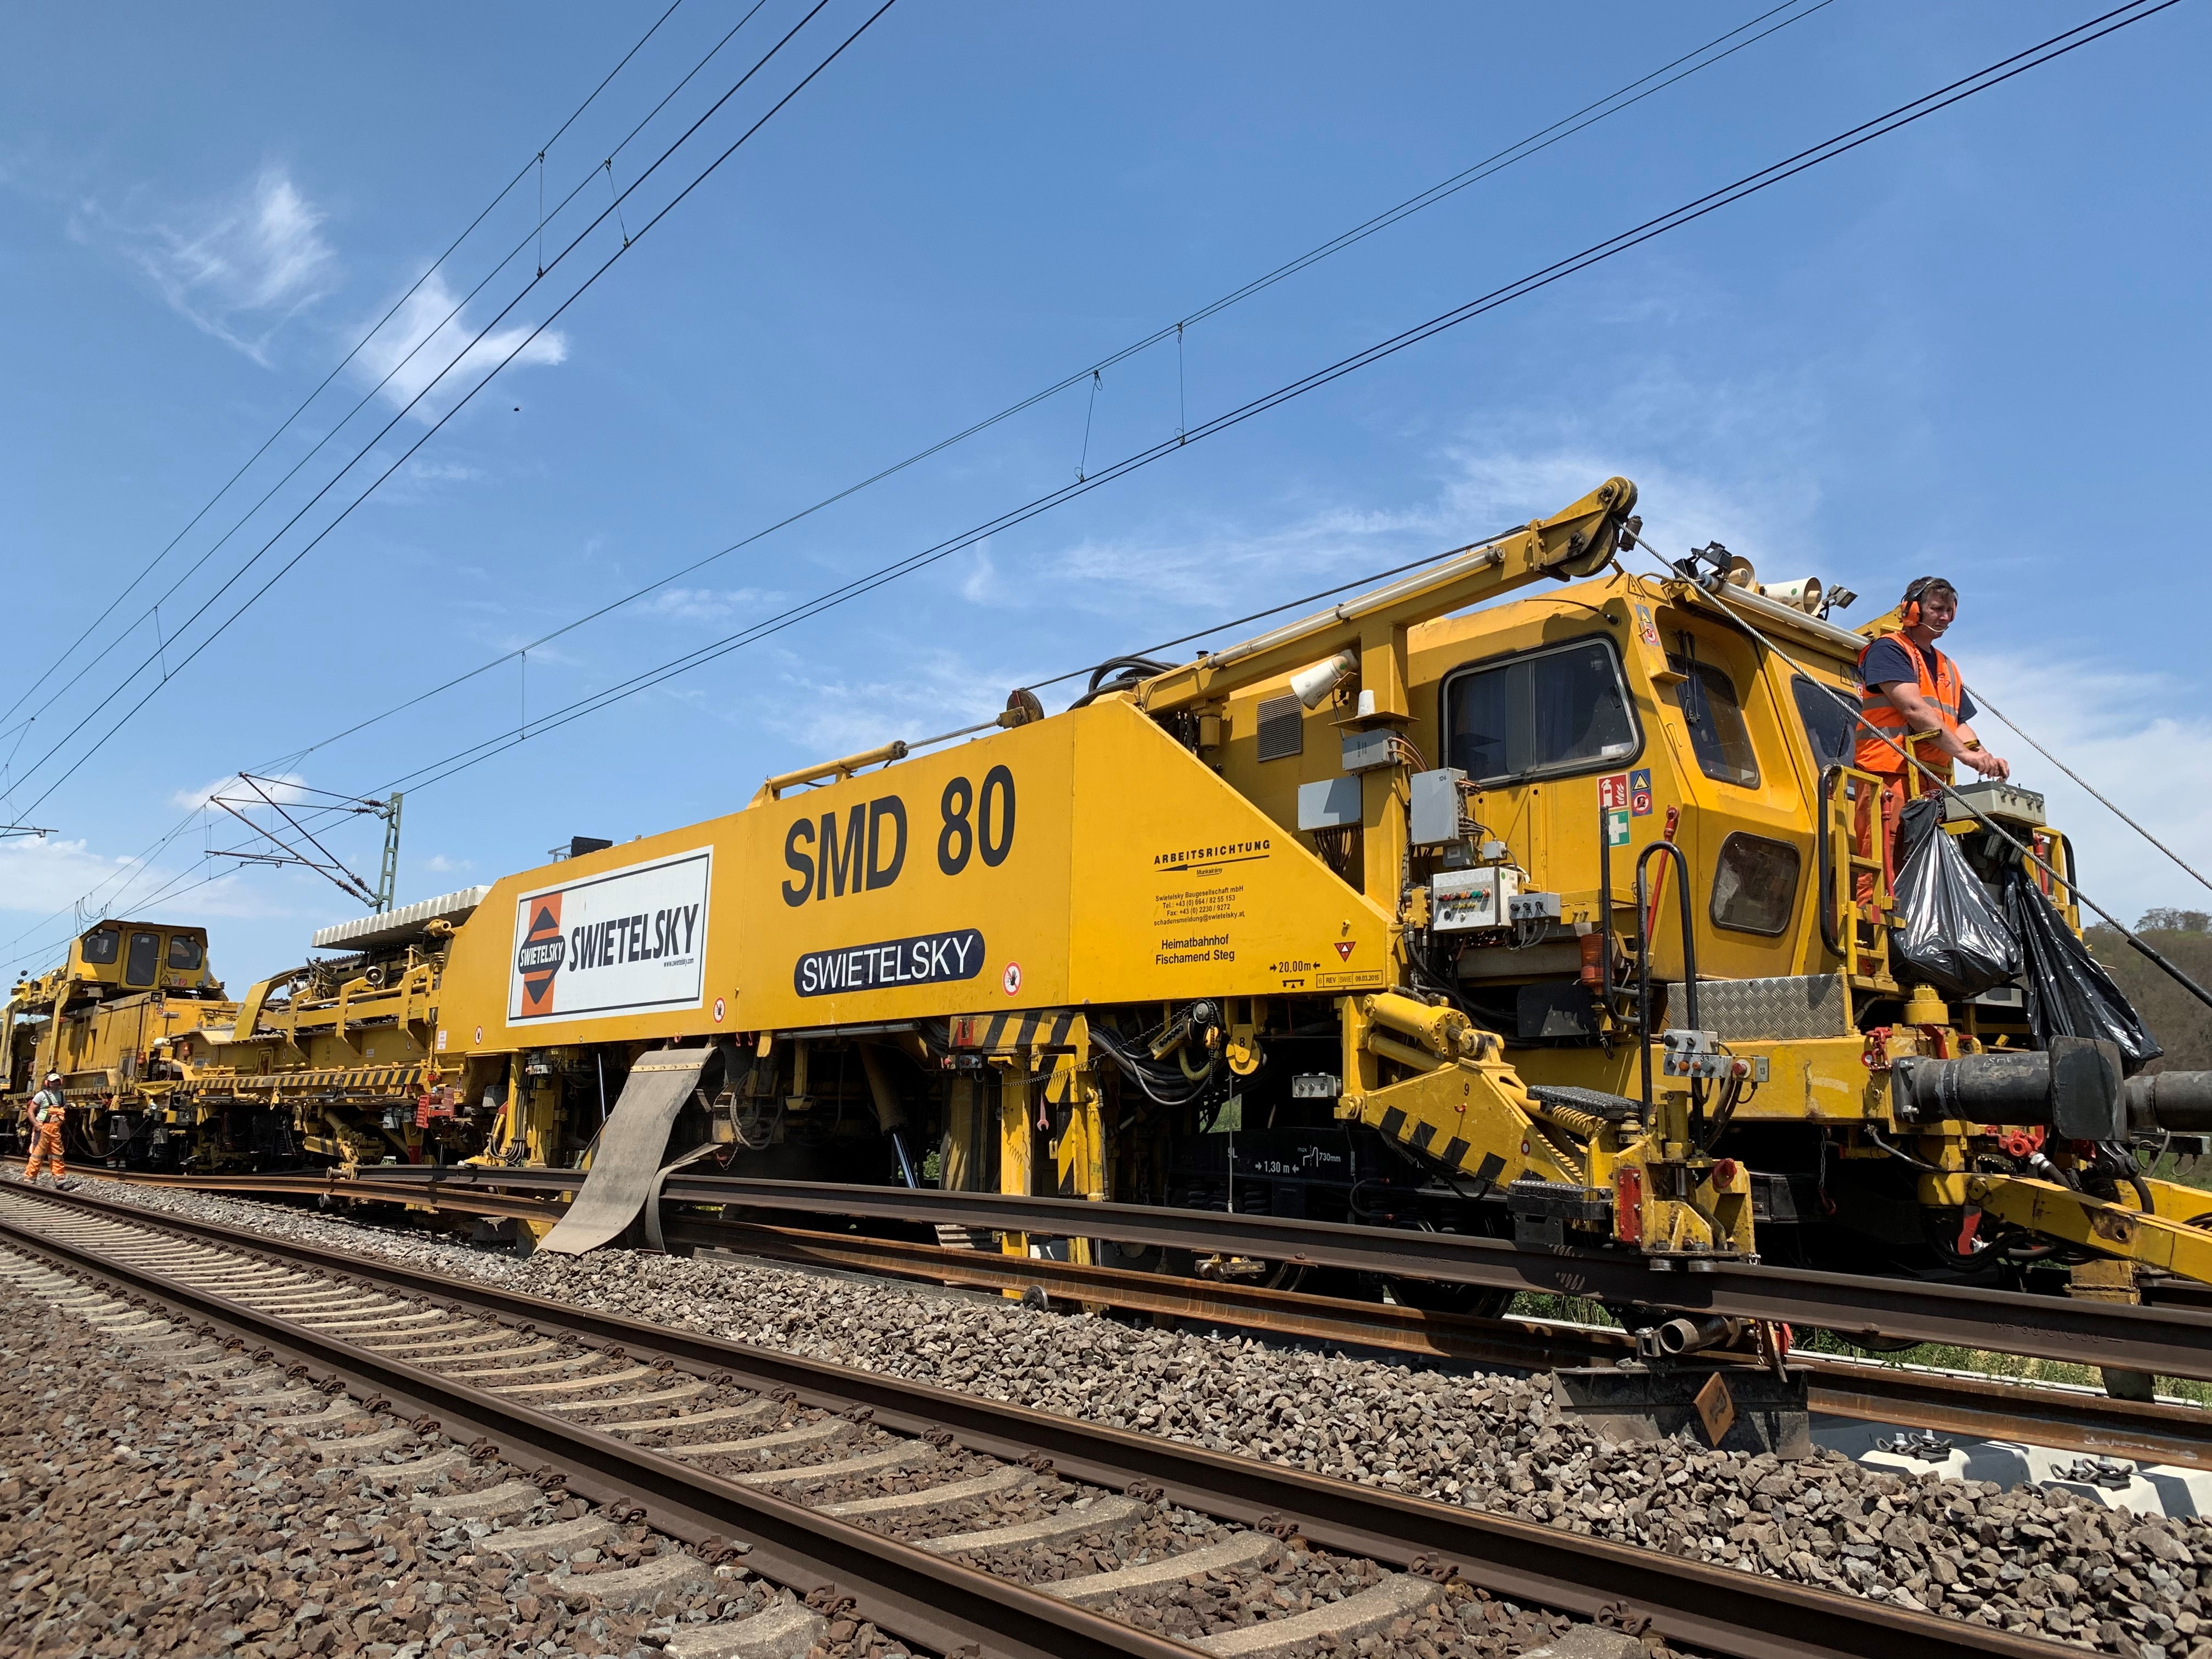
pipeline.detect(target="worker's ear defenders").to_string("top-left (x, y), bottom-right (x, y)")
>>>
top-left (1899, 577), bottom-right (1935, 627)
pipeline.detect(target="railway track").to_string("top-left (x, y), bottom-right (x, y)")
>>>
top-left (41, 1164), bottom-right (2212, 1475)
top-left (93, 1162), bottom-right (2212, 1381)
top-left (0, 1180), bottom-right (2059, 1659)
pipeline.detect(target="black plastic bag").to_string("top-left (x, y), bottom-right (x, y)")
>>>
top-left (1889, 797), bottom-right (2018, 998)
top-left (2005, 866), bottom-right (2163, 1076)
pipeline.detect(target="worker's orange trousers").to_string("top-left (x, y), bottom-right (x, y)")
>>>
top-left (1852, 773), bottom-right (1909, 908)
top-left (22, 1120), bottom-right (65, 1182)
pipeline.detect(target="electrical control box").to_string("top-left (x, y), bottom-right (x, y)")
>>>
top-left (1432, 866), bottom-right (1519, 932)
top-left (1942, 781), bottom-right (2047, 831)
top-left (1409, 767), bottom-right (1471, 847)
top-left (1508, 890), bottom-right (1562, 923)
top-left (1339, 727), bottom-right (1400, 774)
top-left (1296, 776), bottom-right (1362, 831)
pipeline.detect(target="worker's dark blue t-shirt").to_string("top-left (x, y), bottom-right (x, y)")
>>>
top-left (1860, 637), bottom-right (1977, 723)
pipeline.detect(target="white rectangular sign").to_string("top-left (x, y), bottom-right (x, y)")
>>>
top-left (509, 847), bottom-right (712, 1024)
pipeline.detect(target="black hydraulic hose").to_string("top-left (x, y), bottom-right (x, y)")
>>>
top-left (1634, 839), bottom-right (1697, 1118)
top-left (1814, 763), bottom-right (1845, 958)
top-left (1066, 654), bottom-right (1181, 711)
top-left (1865, 1124), bottom-right (1941, 1172)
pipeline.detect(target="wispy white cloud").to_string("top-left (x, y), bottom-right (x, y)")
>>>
top-left (0, 836), bottom-right (295, 946)
top-left (424, 853), bottom-right (473, 874)
top-left (349, 269), bottom-right (567, 421)
top-left (0, 836), bottom-right (144, 920)
top-left (960, 543), bottom-right (997, 604)
top-left (766, 648), bottom-right (1006, 759)
top-left (169, 771), bottom-right (309, 811)
top-left (405, 459), bottom-right (479, 486)
top-left (637, 586), bottom-right (781, 625)
top-left (73, 166), bottom-right (338, 364)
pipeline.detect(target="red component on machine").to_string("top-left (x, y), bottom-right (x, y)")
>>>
top-left (1861, 1028), bottom-right (1892, 1071)
top-left (414, 1092), bottom-right (457, 1130)
top-left (1578, 932), bottom-right (1605, 988)
top-left (1710, 1158), bottom-right (1740, 1187)
top-left (1994, 1123), bottom-right (2044, 1160)
top-left (1614, 1165), bottom-right (1644, 1243)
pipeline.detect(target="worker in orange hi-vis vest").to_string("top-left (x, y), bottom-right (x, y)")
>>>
top-left (21, 1072), bottom-right (71, 1188)
top-left (1852, 575), bottom-right (2010, 902)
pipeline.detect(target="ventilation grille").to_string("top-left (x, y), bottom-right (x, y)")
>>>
top-left (1256, 695), bottom-right (1304, 761)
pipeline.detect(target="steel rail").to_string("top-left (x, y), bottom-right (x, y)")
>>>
top-left (0, 1183), bottom-right (2057, 1659)
top-left (0, 1200), bottom-right (1190, 1659)
top-left (679, 1219), bottom-right (2212, 1474)
top-left (29, 1165), bottom-right (2212, 1466)
top-left (351, 1165), bottom-right (2212, 1382)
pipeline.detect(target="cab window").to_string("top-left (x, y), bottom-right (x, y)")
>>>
top-left (167, 935), bottom-right (204, 970)
top-left (80, 928), bottom-right (120, 966)
top-left (125, 931), bottom-right (160, 986)
top-left (1712, 832), bottom-right (1801, 935)
top-left (1791, 675), bottom-right (1858, 769)
top-left (1666, 653), bottom-right (1759, 787)
top-left (1442, 637), bottom-right (1639, 785)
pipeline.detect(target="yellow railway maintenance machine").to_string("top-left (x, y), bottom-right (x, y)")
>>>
top-left (335, 473), bottom-right (2210, 1304)
top-left (5, 895), bottom-right (493, 1172)
top-left (54, 478), bottom-right (2210, 1308)
top-left (4, 918), bottom-right (233, 1164)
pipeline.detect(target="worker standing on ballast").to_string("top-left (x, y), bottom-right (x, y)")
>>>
top-left (1854, 575), bottom-right (2010, 889)
top-left (20, 1071), bottom-right (71, 1188)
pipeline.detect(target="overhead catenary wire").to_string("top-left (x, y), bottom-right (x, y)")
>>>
top-left (249, 0), bottom-right (1842, 780)
top-left (0, 0), bottom-right (900, 826)
top-left (0, 0), bottom-right (691, 729)
top-left (349, 0), bottom-right (2182, 808)
top-left (9, 1), bottom-right (2172, 967)
top-left (0, 1), bottom-right (890, 973)
top-left (0, 0), bottom-right (793, 811)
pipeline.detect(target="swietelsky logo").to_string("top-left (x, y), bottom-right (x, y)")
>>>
top-left (516, 895), bottom-right (565, 1014)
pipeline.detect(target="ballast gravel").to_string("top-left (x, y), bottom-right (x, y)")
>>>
top-left (0, 1268), bottom-right (838, 1659)
top-left (55, 1177), bottom-right (2212, 1654)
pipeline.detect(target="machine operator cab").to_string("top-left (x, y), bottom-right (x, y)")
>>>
top-left (66, 922), bottom-right (217, 996)
top-left (4, 921), bottom-right (227, 1103)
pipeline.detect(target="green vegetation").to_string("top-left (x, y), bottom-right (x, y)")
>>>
top-left (2086, 912), bottom-right (2212, 1073)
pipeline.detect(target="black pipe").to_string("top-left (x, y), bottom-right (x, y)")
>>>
top-left (1815, 764), bottom-right (1844, 960)
top-left (1894, 1036), bottom-right (2126, 1140)
top-left (2124, 1070), bottom-right (2212, 1133)
top-left (1633, 839), bottom-right (1696, 1117)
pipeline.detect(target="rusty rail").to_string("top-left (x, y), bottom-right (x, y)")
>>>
top-left (29, 1165), bottom-right (2212, 1469)
top-left (0, 1183), bottom-right (2064, 1659)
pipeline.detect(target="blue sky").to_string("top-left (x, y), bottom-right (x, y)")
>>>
top-left (2, 1), bottom-right (2206, 986)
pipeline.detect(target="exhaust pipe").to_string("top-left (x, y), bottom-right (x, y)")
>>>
top-left (1635, 1314), bottom-right (1741, 1360)
top-left (1656, 1314), bottom-right (1740, 1356)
